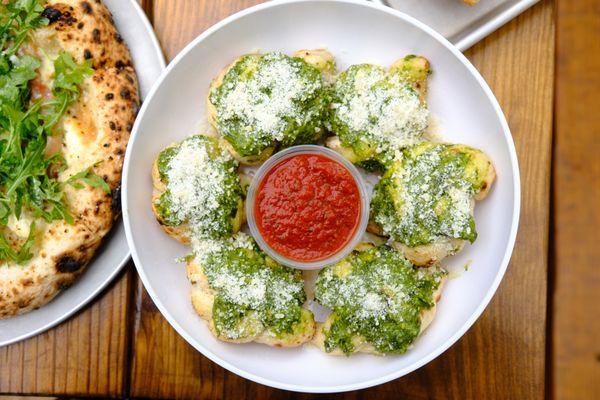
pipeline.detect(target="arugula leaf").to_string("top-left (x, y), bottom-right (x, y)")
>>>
top-left (0, 222), bottom-right (35, 264)
top-left (0, 0), bottom-right (47, 56)
top-left (66, 166), bottom-right (111, 194)
top-left (53, 52), bottom-right (94, 94)
top-left (0, 2), bottom-right (97, 264)
top-left (0, 55), bottom-right (39, 102)
top-left (44, 52), bottom-right (93, 130)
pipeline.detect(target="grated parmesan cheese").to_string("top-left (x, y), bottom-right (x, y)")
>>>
top-left (218, 59), bottom-right (307, 140)
top-left (209, 53), bottom-right (328, 156)
top-left (372, 143), bottom-right (480, 247)
top-left (191, 233), bottom-right (307, 339)
top-left (315, 245), bottom-right (447, 354)
top-left (332, 64), bottom-right (429, 166)
top-left (156, 135), bottom-right (242, 240)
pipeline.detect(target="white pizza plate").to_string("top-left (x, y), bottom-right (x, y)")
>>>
top-left (0, 0), bottom-right (165, 347)
top-left (123, 0), bottom-right (520, 393)
top-left (373, 0), bottom-right (540, 51)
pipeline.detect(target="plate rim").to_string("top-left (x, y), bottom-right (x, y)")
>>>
top-left (122, 0), bottom-right (521, 393)
top-left (0, 0), bottom-right (166, 348)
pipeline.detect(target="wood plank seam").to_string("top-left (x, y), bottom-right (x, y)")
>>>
top-left (551, 0), bottom-right (600, 398)
top-left (547, 74), bottom-right (557, 400)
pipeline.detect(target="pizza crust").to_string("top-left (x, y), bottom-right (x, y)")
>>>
top-left (0, 0), bottom-right (139, 318)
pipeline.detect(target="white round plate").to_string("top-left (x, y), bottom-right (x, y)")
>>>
top-left (123, 0), bottom-right (520, 393)
top-left (0, 0), bottom-right (165, 347)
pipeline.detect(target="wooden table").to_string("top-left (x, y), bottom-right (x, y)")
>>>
top-left (1, 0), bottom-right (599, 399)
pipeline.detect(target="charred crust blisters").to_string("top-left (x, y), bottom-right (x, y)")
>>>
top-left (55, 256), bottom-right (83, 273)
top-left (42, 6), bottom-right (62, 23)
top-left (111, 185), bottom-right (122, 215)
top-left (81, 1), bottom-right (93, 14)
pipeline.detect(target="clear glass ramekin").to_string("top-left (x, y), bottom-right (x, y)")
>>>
top-left (246, 145), bottom-right (369, 270)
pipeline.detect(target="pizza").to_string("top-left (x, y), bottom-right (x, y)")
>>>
top-left (0, 0), bottom-right (139, 317)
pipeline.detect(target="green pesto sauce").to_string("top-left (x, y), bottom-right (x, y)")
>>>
top-left (154, 135), bottom-right (243, 240)
top-left (153, 194), bottom-right (182, 226)
top-left (154, 146), bottom-right (181, 226)
top-left (199, 235), bottom-right (307, 340)
top-left (331, 63), bottom-right (428, 171)
top-left (315, 245), bottom-right (445, 355)
top-left (156, 146), bottom-right (177, 182)
top-left (371, 142), bottom-right (488, 247)
top-left (209, 52), bottom-right (330, 157)
top-left (390, 54), bottom-right (432, 83)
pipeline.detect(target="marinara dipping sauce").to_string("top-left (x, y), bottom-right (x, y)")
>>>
top-left (247, 146), bottom-right (368, 269)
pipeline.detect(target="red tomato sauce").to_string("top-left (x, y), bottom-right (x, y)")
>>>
top-left (255, 153), bottom-right (361, 262)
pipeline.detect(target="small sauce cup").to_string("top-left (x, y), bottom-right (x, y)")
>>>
top-left (246, 145), bottom-right (370, 270)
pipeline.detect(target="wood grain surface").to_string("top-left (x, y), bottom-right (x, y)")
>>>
top-left (552, 0), bottom-right (600, 398)
top-left (128, 1), bottom-right (555, 399)
top-left (0, 0), bottom-right (568, 398)
top-left (0, 397), bottom-right (58, 400)
top-left (0, 268), bottom-right (132, 397)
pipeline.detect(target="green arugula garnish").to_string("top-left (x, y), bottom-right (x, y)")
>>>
top-left (0, 1), bottom-right (107, 264)
top-left (46, 51), bottom-right (94, 129)
top-left (0, 0), bottom-right (47, 58)
top-left (0, 222), bottom-right (35, 264)
top-left (67, 164), bottom-right (111, 194)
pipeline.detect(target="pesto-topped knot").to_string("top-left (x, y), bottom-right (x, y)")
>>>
top-left (207, 51), bottom-right (332, 165)
top-left (187, 233), bottom-right (316, 346)
top-left (151, 135), bottom-right (245, 244)
top-left (313, 244), bottom-right (446, 356)
top-left (326, 56), bottom-right (431, 171)
top-left (369, 142), bottom-right (496, 266)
